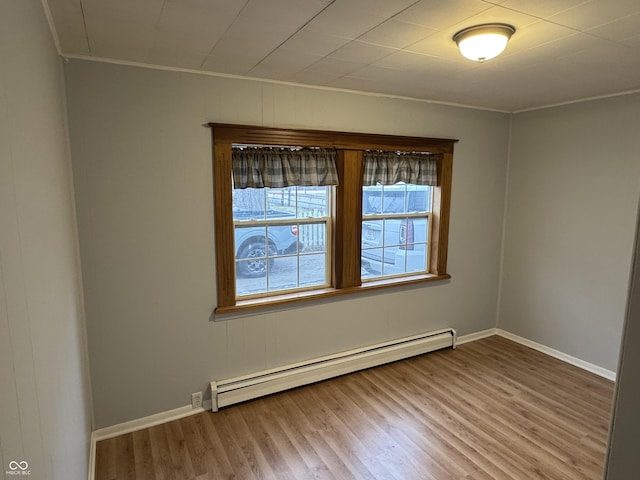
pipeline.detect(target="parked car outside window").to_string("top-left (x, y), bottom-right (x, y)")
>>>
top-left (233, 186), bottom-right (330, 297)
top-left (361, 184), bottom-right (432, 279)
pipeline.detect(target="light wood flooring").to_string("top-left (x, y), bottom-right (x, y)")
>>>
top-left (95, 335), bottom-right (614, 479)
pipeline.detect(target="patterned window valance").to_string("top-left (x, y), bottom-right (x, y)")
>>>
top-left (232, 147), bottom-right (339, 189)
top-left (363, 151), bottom-right (440, 186)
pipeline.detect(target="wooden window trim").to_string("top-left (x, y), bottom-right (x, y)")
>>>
top-left (209, 123), bottom-right (457, 315)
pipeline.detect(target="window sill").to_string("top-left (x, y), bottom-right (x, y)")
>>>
top-left (214, 273), bottom-right (451, 318)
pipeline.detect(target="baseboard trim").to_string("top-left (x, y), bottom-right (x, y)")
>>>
top-left (91, 399), bottom-right (213, 443)
top-left (457, 328), bottom-right (497, 345)
top-left (495, 329), bottom-right (617, 381)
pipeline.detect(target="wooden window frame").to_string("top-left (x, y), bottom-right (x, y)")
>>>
top-left (209, 123), bottom-right (457, 315)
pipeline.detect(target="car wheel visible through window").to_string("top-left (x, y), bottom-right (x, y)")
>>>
top-left (236, 239), bottom-right (275, 277)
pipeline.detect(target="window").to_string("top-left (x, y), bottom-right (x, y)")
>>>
top-left (210, 124), bottom-right (456, 314)
top-left (230, 145), bottom-right (337, 299)
top-left (362, 183), bottom-right (432, 279)
top-left (233, 186), bottom-right (331, 297)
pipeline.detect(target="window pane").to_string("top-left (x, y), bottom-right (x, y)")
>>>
top-left (262, 186), bottom-right (330, 219)
top-left (407, 185), bottom-right (431, 212)
top-left (235, 227), bottom-right (272, 278)
top-left (411, 216), bottom-right (429, 245)
top-left (363, 184), bottom-right (432, 215)
top-left (389, 242), bottom-right (428, 275)
top-left (363, 185), bottom-right (383, 214)
top-left (297, 186), bottom-right (329, 217)
top-left (234, 185), bottom-right (329, 298)
top-left (382, 186), bottom-right (406, 214)
top-left (268, 256), bottom-right (299, 292)
top-left (362, 219), bottom-right (383, 247)
top-left (267, 224), bottom-right (301, 257)
top-left (363, 184), bottom-right (409, 214)
top-left (299, 253), bottom-right (326, 287)
top-left (362, 183), bottom-right (431, 280)
top-left (297, 222), bottom-right (326, 253)
top-left (361, 246), bottom-right (384, 276)
top-left (266, 187), bottom-right (298, 220)
top-left (236, 272), bottom-right (267, 296)
top-left (233, 189), bottom-right (266, 221)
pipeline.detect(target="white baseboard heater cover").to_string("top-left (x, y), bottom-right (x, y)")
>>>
top-left (210, 328), bottom-right (456, 411)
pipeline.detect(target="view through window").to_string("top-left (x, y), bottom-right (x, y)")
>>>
top-left (361, 183), bottom-right (432, 279)
top-left (233, 186), bottom-right (330, 297)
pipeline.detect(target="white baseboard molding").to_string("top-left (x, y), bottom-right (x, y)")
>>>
top-left (457, 328), bottom-right (497, 345)
top-left (495, 329), bottom-right (617, 381)
top-left (91, 399), bottom-right (213, 443)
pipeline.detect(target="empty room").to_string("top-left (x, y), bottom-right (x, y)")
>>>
top-left (2, 0), bottom-right (640, 479)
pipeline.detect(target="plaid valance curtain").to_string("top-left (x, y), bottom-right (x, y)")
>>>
top-left (363, 151), bottom-right (440, 186)
top-left (232, 147), bottom-right (339, 189)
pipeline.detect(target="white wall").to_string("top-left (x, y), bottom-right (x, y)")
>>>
top-left (64, 60), bottom-right (510, 428)
top-left (0, 1), bottom-right (93, 479)
top-left (499, 93), bottom-right (640, 371)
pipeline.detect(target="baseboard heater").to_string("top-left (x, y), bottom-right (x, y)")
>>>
top-left (210, 328), bottom-right (456, 412)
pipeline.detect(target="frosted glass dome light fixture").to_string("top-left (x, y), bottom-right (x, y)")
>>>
top-left (453, 24), bottom-right (515, 62)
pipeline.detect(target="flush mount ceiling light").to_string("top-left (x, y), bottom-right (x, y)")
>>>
top-left (453, 23), bottom-right (515, 62)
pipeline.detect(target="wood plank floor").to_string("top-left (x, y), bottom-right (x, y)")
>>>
top-left (95, 336), bottom-right (614, 480)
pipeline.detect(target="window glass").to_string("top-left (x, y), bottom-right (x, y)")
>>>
top-left (234, 187), bottom-right (330, 298)
top-left (361, 183), bottom-right (432, 280)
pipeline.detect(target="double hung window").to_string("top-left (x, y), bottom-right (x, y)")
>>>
top-left (361, 183), bottom-right (432, 279)
top-left (231, 146), bottom-right (336, 299)
top-left (361, 151), bottom-right (438, 280)
top-left (210, 124), bottom-right (456, 314)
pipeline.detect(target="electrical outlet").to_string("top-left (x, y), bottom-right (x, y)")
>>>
top-left (191, 391), bottom-right (203, 409)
